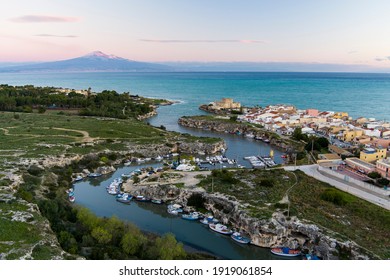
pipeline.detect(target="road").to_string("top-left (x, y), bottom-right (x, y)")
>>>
top-left (284, 164), bottom-right (390, 210)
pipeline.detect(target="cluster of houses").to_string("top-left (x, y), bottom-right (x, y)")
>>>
top-left (237, 104), bottom-right (390, 181)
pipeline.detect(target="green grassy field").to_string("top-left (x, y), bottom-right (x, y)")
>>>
top-left (0, 112), bottom-right (220, 163)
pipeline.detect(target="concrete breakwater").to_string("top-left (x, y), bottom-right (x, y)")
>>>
top-left (125, 182), bottom-right (374, 260)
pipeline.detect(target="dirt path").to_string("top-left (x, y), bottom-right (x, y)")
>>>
top-left (51, 127), bottom-right (96, 142)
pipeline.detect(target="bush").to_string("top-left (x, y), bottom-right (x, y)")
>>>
top-left (367, 172), bottom-right (381, 179)
top-left (38, 106), bottom-right (46, 114)
top-left (320, 189), bottom-right (349, 206)
top-left (27, 165), bottom-right (44, 176)
top-left (259, 179), bottom-right (274, 188)
top-left (377, 178), bottom-right (390, 186)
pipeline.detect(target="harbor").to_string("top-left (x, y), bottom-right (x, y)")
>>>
top-left (73, 163), bottom-right (289, 260)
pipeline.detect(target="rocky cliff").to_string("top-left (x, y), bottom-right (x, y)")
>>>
top-left (178, 116), bottom-right (302, 151)
top-left (126, 182), bottom-right (374, 260)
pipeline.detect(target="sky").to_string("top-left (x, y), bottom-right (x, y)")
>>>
top-left (2, 0), bottom-right (390, 68)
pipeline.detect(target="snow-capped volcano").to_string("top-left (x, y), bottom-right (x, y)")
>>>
top-left (83, 51), bottom-right (123, 60)
top-left (0, 51), bottom-right (172, 72)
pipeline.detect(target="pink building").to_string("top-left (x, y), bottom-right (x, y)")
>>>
top-left (376, 158), bottom-right (390, 180)
top-left (306, 109), bottom-right (319, 117)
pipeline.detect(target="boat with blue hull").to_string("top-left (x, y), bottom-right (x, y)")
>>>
top-left (181, 212), bottom-right (200, 221)
top-left (116, 193), bottom-right (133, 204)
top-left (231, 232), bottom-right (251, 244)
top-left (270, 247), bottom-right (301, 257)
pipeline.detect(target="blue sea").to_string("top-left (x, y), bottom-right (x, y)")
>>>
top-left (1, 72), bottom-right (389, 122)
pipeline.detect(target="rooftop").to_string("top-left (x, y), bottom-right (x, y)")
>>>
top-left (345, 157), bottom-right (376, 169)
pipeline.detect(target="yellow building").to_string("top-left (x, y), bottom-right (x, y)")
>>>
top-left (334, 112), bottom-right (349, 119)
top-left (359, 147), bottom-right (387, 163)
top-left (342, 129), bottom-right (363, 142)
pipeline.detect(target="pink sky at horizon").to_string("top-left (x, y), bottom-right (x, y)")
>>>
top-left (2, 0), bottom-right (390, 69)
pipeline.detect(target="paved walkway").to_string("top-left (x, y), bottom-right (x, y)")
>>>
top-left (284, 164), bottom-right (390, 210)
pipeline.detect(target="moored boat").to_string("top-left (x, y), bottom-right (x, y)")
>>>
top-left (88, 172), bottom-right (102, 178)
top-left (181, 212), bottom-right (200, 221)
top-left (231, 232), bottom-right (251, 244)
top-left (303, 253), bottom-right (320, 260)
top-left (209, 223), bottom-right (233, 235)
top-left (116, 193), bottom-right (133, 204)
top-left (270, 247), bottom-right (301, 257)
top-left (151, 199), bottom-right (164, 204)
top-left (167, 204), bottom-right (183, 215)
top-left (135, 195), bottom-right (150, 202)
top-left (69, 195), bottom-right (75, 203)
top-left (73, 175), bottom-right (83, 182)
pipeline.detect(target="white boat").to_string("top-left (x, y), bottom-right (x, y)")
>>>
top-left (270, 247), bottom-right (301, 257)
top-left (88, 172), bottom-right (102, 178)
top-left (209, 223), bottom-right (233, 235)
top-left (73, 175), bottom-right (83, 182)
top-left (231, 232), bottom-right (251, 244)
top-left (181, 212), bottom-right (200, 221)
top-left (167, 204), bottom-right (183, 215)
top-left (116, 193), bottom-right (133, 204)
top-left (155, 155), bottom-right (163, 161)
top-left (69, 195), bottom-right (75, 203)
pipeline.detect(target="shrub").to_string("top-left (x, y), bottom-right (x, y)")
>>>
top-left (320, 189), bottom-right (349, 206)
top-left (367, 172), bottom-right (381, 179)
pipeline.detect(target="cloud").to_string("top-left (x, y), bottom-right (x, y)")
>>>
top-left (374, 56), bottom-right (390, 62)
top-left (9, 15), bottom-right (79, 23)
top-left (35, 34), bottom-right (78, 38)
top-left (348, 50), bottom-right (358, 54)
top-left (140, 39), bottom-right (266, 44)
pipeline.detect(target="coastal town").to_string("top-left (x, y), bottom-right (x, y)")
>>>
top-left (201, 98), bottom-right (390, 184)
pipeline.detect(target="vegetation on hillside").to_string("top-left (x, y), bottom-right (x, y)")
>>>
top-left (0, 84), bottom-right (165, 119)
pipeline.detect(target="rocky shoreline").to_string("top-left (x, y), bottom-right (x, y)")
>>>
top-left (178, 116), bottom-right (303, 151)
top-left (122, 182), bottom-right (375, 260)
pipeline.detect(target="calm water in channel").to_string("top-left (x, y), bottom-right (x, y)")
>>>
top-left (74, 163), bottom-right (289, 260)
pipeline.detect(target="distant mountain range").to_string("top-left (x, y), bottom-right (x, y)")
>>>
top-left (0, 51), bottom-right (387, 73)
top-left (0, 51), bottom-right (172, 72)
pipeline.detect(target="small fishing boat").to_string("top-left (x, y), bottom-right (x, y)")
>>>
top-left (231, 232), bottom-right (251, 244)
top-left (151, 199), bottom-right (163, 204)
top-left (270, 247), bottom-right (301, 257)
top-left (181, 212), bottom-right (200, 221)
top-left (135, 195), bottom-right (150, 202)
top-left (69, 195), bottom-right (75, 203)
top-left (73, 176), bottom-right (83, 182)
top-left (303, 254), bottom-right (320, 260)
top-left (116, 193), bottom-right (133, 204)
top-left (167, 204), bottom-right (183, 215)
top-left (209, 223), bottom-right (233, 235)
top-left (88, 172), bottom-right (102, 178)
top-left (66, 188), bottom-right (74, 194)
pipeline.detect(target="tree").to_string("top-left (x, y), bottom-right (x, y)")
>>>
top-left (377, 178), bottom-right (390, 186)
top-left (121, 225), bottom-right (147, 256)
top-left (76, 207), bottom-right (99, 230)
top-left (91, 226), bottom-right (112, 244)
top-left (153, 233), bottom-right (186, 260)
top-left (367, 172), bottom-right (381, 179)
